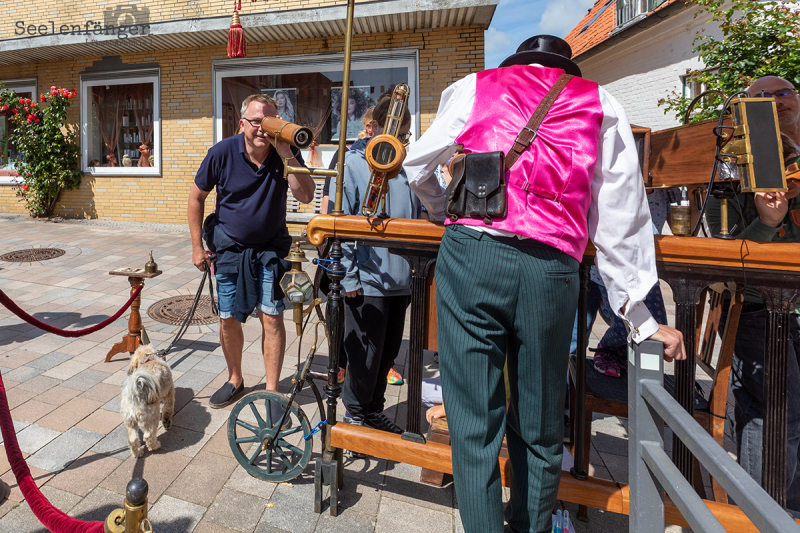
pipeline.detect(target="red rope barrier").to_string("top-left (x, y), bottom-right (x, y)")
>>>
top-left (0, 370), bottom-right (104, 532)
top-left (0, 285), bottom-right (143, 338)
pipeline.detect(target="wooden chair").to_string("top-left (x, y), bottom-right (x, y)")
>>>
top-left (567, 282), bottom-right (743, 503)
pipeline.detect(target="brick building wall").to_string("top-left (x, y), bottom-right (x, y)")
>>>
top-left (0, 25), bottom-right (485, 222)
top-left (575, 5), bottom-right (721, 132)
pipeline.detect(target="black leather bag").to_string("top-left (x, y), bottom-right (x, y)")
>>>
top-left (444, 152), bottom-right (506, 224)
top-left (443, 73), bottom-right (573, 225)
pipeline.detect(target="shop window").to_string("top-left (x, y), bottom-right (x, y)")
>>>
top-left (0, 78), bottom-right (36, 184)
top-left (80, 71), bottom-right (160, 175)
top-left (214, 50), bottom-right (418, 166)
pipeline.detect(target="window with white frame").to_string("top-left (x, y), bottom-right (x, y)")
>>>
top-left (0, 78), bottom-right (37, 183)
top-left (213, 49), bottom-right (419, 167)
top-left (80, 69), bottom-right (160, 175)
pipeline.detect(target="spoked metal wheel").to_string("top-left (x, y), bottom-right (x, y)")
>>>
top-left (228, 391), bottom-right (313, 482)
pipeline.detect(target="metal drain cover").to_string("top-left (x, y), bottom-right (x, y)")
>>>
top-left (0, 248), bottom-right (66, 262)
top-left (147, 295), bottom-right (217, 326)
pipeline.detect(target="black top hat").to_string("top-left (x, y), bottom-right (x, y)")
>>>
top-left (499, 35), bottom-right (582, 77)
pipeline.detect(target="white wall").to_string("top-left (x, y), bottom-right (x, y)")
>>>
top-left (577, 4), bottom-right (723, 131)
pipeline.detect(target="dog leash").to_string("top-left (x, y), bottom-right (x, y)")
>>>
top-left (156, 261), bottom-right (217, 358)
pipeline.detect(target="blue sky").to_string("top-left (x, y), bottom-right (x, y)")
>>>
top-left (484, 0), bottom-right (598, 69)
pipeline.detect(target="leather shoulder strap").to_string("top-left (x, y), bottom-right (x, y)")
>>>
top-left (504, 73), bottom-right (573, 169)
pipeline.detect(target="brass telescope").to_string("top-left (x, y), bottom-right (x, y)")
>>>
top-left (260, 116), bottom-right (314, 150)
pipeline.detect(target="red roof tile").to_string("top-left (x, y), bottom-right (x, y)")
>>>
top-left (565, 0), bottom-right (682, 58)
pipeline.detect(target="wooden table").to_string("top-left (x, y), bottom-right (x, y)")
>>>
top-left (105, 269), bottom-right (161, 362)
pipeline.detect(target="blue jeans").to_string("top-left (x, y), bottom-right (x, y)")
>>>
top-left (215, 264), bottom-right (286, 319)
top-left (728, 307), bottom-right (800, 511)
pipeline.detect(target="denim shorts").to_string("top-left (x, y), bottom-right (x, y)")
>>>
top-left (215, 265), bottom-right (286, 319)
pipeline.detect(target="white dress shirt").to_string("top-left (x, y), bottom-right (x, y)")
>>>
top-left (404, 72), bottom-right (659, 343)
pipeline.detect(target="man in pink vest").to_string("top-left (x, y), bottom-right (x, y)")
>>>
top-left (405, 35), bottom-right (686, 533)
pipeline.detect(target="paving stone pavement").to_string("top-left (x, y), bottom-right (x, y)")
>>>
top-left (0, 216), bottom-right (701, 532)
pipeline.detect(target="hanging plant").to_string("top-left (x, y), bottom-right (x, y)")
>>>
top-left (0, 86), bottom-right (82, 217)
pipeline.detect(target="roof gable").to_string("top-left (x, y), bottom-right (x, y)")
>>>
top-left (565, 0), bottom-right (681, 58)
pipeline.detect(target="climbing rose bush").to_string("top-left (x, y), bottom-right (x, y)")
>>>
top-left (0, 86), bottom-right (82, 217)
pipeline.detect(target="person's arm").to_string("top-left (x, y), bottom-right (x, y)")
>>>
top-left (188, 154), bottom-right (217, 271)
top-left (706, 192), bottom-right (787, 241)
top-left (405, 74), bottom-right (476, 219)
top-left (589, 88), bottom-right (685, 361)
top-left (188, 185), bottom-right (211, 272)
top-left (265, 132), bottom-right (316, 203)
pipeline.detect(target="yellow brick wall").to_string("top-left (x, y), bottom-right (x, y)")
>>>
top-left (0, 0), bottom-right (369, 40)
top-left (0, 25), bottom-right (484, 222)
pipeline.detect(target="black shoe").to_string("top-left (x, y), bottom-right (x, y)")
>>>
top-left (343, 412), bottom-right (367, 458)
top-left (364, 412), bottom-right (403, 434)
top-left (270, 401), bottom-right (293, 430)
top-left (209, 381), bottom-right (246, 409)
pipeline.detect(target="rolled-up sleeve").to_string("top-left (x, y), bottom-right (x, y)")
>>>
top-left (589, 88), bottom-right (659, 344)
top-left (405, 74), bottom-right (477, 220)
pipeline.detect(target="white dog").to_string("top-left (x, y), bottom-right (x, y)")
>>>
top-left (121, 345), bottom-right (175, 458)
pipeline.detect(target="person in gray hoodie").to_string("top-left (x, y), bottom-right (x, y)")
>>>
top-left (338, 95), bottom-right (420, 434)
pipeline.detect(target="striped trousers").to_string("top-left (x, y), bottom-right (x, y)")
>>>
top-left (437, 224), bottom-right (579, 533)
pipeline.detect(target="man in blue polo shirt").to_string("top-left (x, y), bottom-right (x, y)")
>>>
top-left (188, 94), bottom-right (315, 409)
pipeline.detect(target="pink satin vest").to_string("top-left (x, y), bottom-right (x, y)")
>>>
top-left (449, 65), bottom-right (604, 262)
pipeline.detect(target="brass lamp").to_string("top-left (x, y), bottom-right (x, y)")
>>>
top-left (280, 242), bottom-right (313, 335)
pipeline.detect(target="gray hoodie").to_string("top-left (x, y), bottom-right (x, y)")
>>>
top-left (336, 138), bottom-right (422, 297)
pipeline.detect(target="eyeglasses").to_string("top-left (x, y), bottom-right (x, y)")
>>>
top-left (241, 117), bottom-right (264, 128)
top-left (398, 132), bottom-right (412, 143)
top-left (756, 88), bottom-right (797, 100)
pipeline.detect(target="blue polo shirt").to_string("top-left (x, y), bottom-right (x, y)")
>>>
top-left (195, 133), bottom-right (305, 247)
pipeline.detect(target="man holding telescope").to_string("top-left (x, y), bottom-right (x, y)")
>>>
top-left (188, 94), bottom-right (315, 410)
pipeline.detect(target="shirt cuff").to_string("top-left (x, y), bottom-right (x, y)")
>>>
top-left (342, 275), bottom-right (361, 294)
top-left (627, 300), bottom-right (659, 344)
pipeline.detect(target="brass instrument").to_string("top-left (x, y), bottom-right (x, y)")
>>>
top-left (361, 84), bottom-right (410, 217)
top-left (260, 116), bottom-right (314, 150)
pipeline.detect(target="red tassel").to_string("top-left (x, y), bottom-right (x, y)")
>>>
top-left (227, 11), bottom-right (246, 58)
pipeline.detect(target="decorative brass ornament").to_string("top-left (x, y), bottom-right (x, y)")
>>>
top-left (144, 251), bottom-right (157, 274)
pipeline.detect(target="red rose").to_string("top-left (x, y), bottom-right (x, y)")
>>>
top-left (12, 109), bottom-right (17, 115)
top-left (20, 185), bottom-right (29, 191)
top-left (1, 105), bottom-right (6, 111)
top-left (40, 95), bottom-right (45, 102)
top-left (68, 94), bottom-right (73, 99)
top-left (24, 98), bottom-right (30, 105)
top-left (34, 118), bottom-right (40, 123)
top-left (50, 89), bottom-right (57, 96)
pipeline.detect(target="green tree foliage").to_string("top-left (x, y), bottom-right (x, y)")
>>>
top-left (0, 86), bottom-right (82, 217)
top-left (659, 0), bottom-right (800, 123)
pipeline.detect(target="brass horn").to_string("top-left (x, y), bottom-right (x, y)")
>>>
top-left (362, 84), bottom-right (410, 217)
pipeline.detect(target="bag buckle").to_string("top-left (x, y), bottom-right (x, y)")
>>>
top-left (522, 127), bottom-right (538, 142)
top-left (522, 180), bottom-right (531, 192)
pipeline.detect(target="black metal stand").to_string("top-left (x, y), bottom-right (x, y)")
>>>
top-left (315, 237), bottom-right (347, 516)
top-left (324, 238), bottom-right (346, 431)
top-left (314, 451), bottom-right (342, 516)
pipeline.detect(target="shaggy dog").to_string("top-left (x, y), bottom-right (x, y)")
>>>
top-left (121, 345), bottom-right (175, 458)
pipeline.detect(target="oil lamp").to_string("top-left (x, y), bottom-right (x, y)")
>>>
top-left (280, 242), bottom-right (313, 335)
